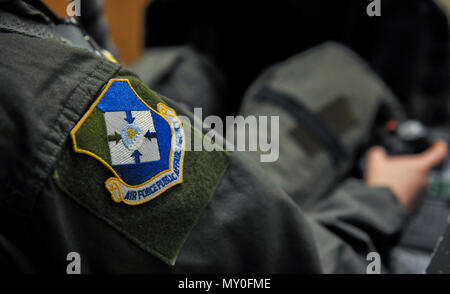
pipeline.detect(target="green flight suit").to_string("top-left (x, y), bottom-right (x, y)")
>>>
top-left (0, 0), bottom-right (406, 274)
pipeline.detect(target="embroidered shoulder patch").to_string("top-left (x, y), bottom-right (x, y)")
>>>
top-left (71, 79), bottom-right (185, 205)
top-left (55, 76), bottom-right (230, 265)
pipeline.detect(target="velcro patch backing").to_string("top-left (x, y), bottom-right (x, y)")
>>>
top-left (54, 76), bottom-right (231, 265)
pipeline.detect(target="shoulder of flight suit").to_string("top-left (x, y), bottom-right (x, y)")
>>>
top-left (0, 25), bottom-right (407, 274)
top-left (0, 31), bottom-right (323, 273)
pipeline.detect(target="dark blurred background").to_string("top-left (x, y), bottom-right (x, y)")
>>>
top-left (44, 0), bottom-right (450, 124)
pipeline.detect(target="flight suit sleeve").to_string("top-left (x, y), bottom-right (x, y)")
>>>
top-left (306, 178), bottom-right (407, 273)
top-left (0, 32), bottom-right (406, 274)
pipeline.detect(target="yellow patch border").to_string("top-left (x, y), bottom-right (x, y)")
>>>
top-left (70, 78), bottom-right (186, 205)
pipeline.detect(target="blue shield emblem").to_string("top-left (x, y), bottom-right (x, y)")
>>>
top-left (71, 79), bottom-right (185, 205)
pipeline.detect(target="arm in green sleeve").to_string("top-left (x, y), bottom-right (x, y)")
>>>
top-left (306, 179), bottom-right (407, 273)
